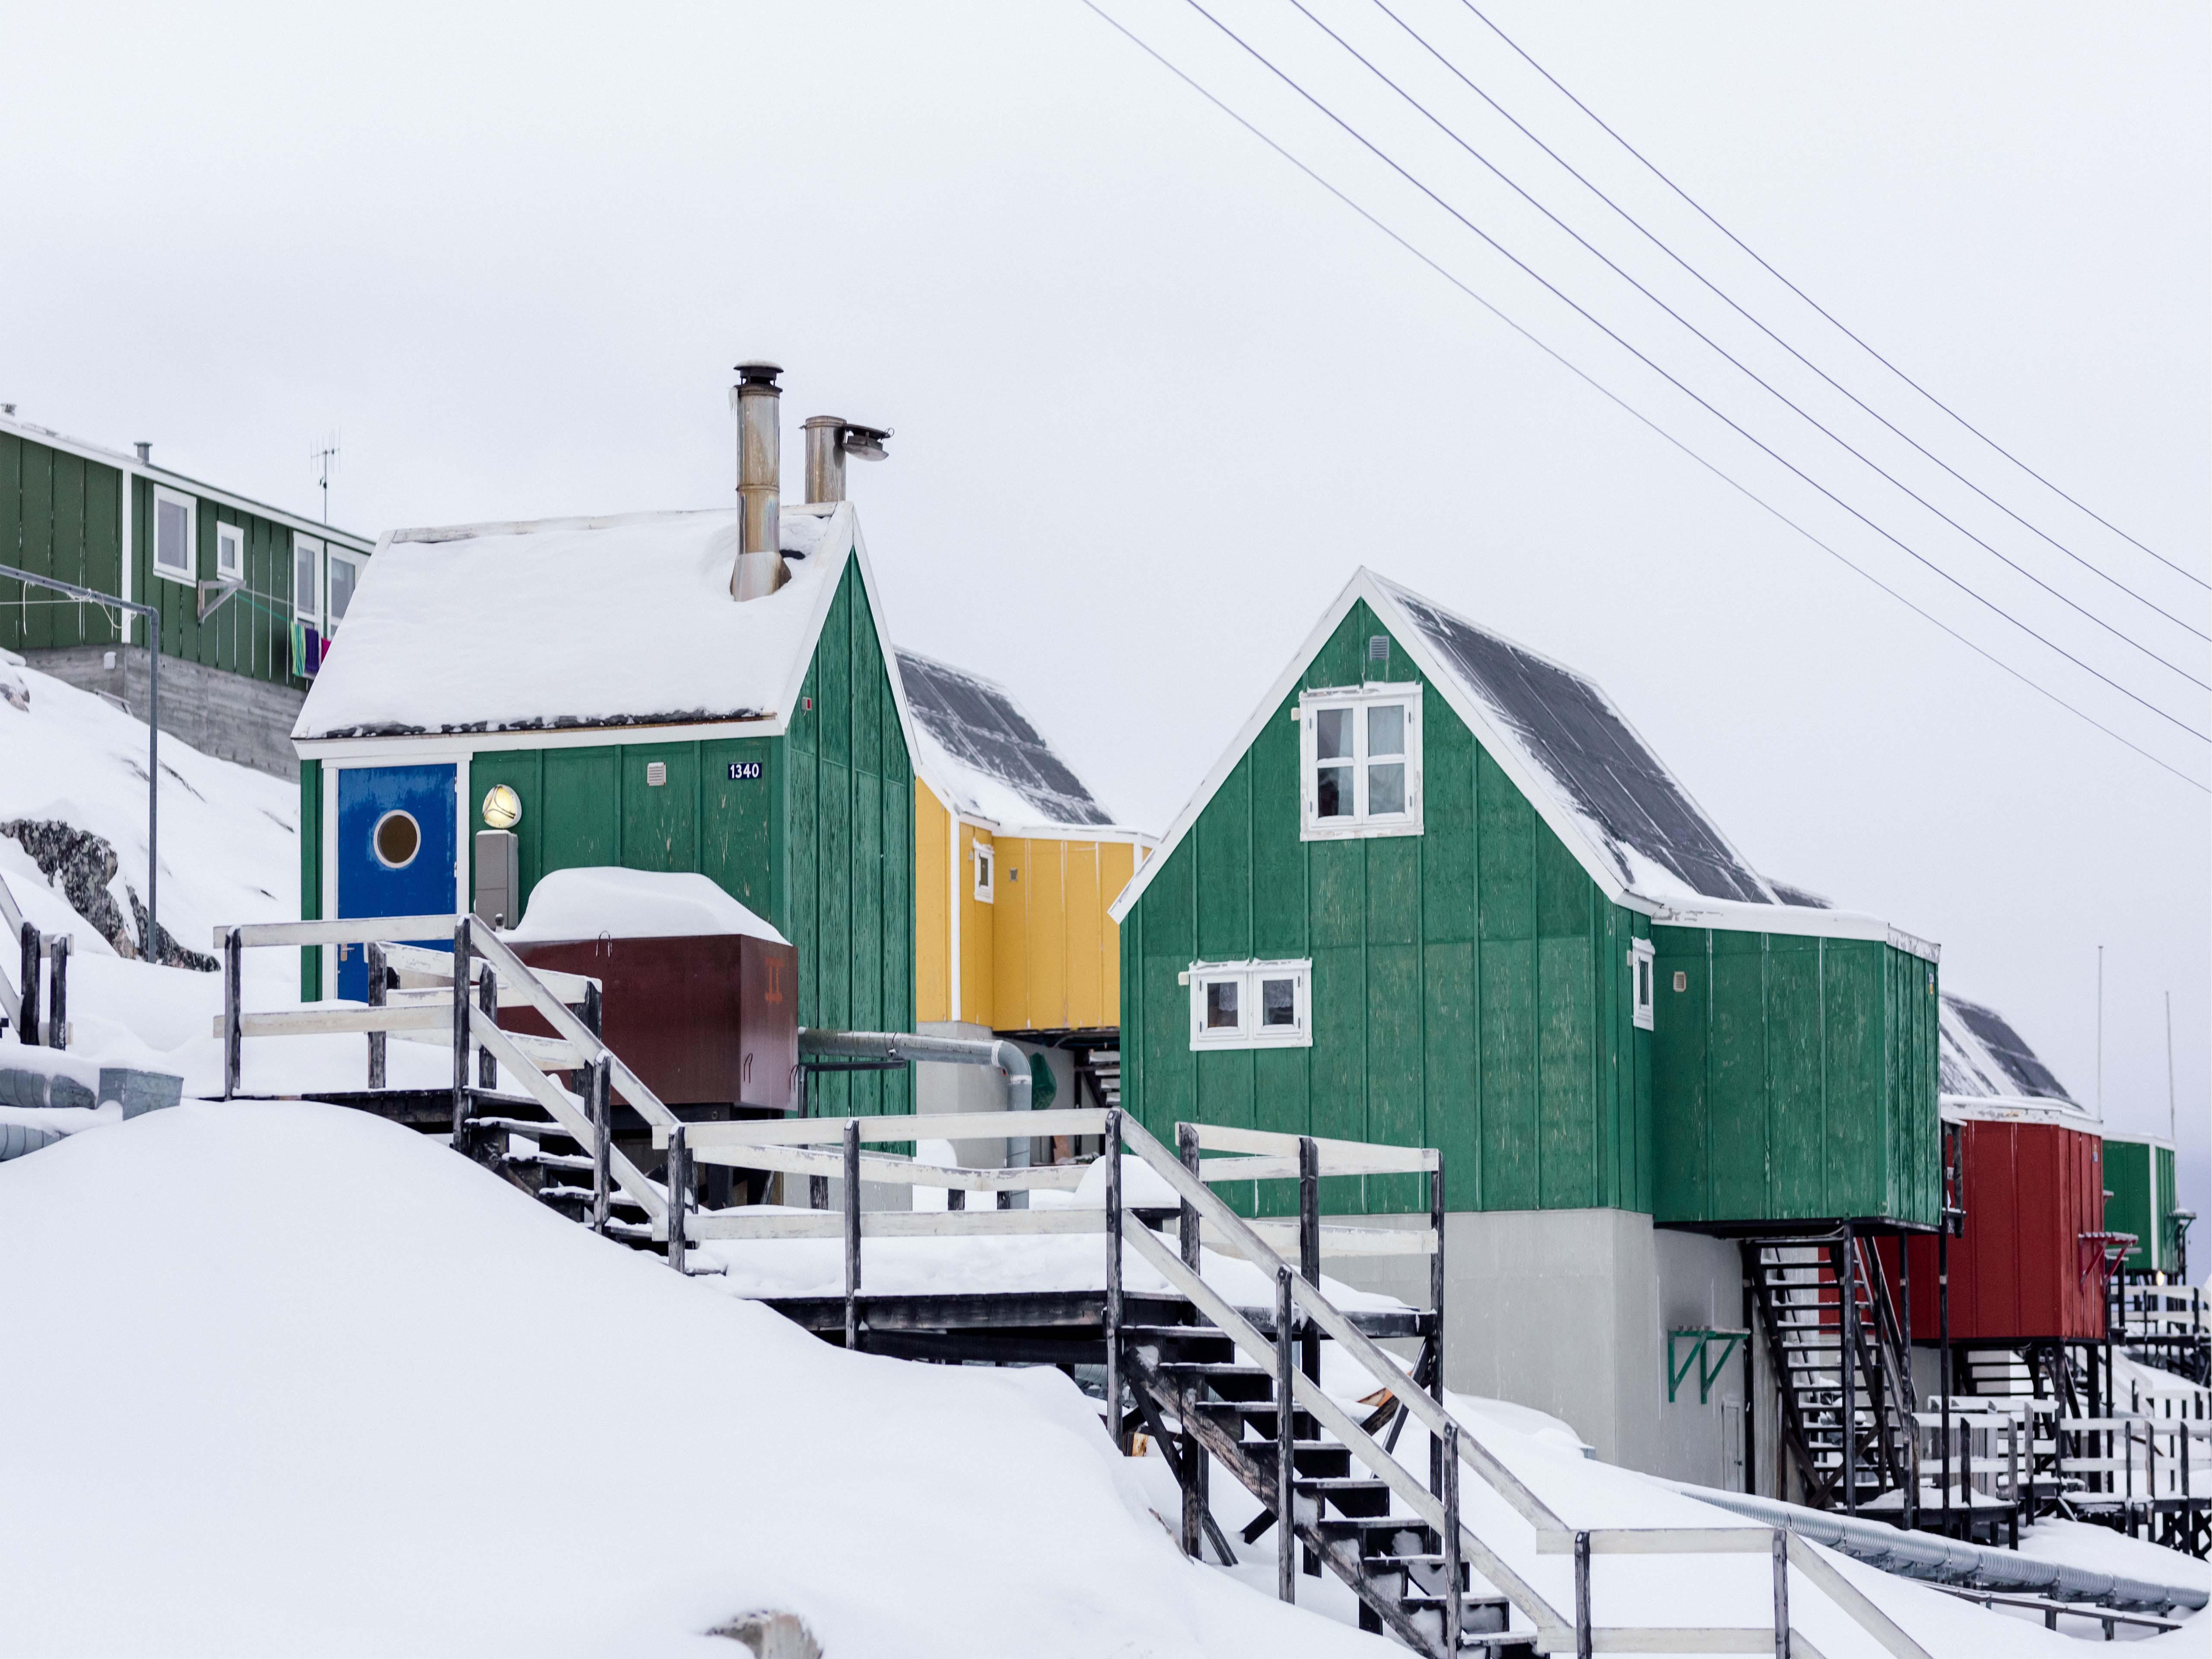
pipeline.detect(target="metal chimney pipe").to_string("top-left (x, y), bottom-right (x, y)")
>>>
top-left (803, 416), bottom-right (846, 505)
top-left (731, 361), bottom-right (785, 601)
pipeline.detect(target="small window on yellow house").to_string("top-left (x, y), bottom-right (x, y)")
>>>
top-left (973, 842), bottom-right (995, 904)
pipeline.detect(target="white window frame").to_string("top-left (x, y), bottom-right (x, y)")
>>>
top-left (1185, 958), bottom-right (1313, 1050)
top-left (214, 520), bottom-right (244, 582)
top-left (293, 534), bottom-right (324, 626)
top-left (151, 486), bottom-right (197, 585)
top-left (972, 839), bottom-right (995, 904)
top-left (1630, 938), bottom-right (1655, 1031)
top-left (1298, 682), bottom-right (1423, 840)
top-left (325, 549), bottom-right (363, 629)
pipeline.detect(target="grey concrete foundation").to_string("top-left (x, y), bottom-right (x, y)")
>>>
top-left (24, 645), bottom-right (305, 778)
top-left (1328, 1208), bottom-right (1751, 1489)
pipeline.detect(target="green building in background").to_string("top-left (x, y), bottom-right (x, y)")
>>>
top-left (0, 407), bottom-right (372, 776)
top-left (1111, 568), bottom-right (1939, 1491)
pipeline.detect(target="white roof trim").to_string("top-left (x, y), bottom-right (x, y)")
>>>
top-left (0, 410), bottom-right (373, 550)
top-left (1112, 567), bottom-right (1937, 959)
top-left (1940, 1095), bottom-right (2098, 1129)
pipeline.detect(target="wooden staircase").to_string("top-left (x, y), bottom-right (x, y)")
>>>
top-left (1121, 1320), bottom-right (1516, 1653)
top-left (1748, 1236), bottom-right (1916, 1512)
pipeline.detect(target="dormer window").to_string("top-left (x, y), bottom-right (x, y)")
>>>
top-left (1299, 683), bottom-right (1422, 839)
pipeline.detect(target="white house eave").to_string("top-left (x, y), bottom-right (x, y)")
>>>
top-left (292, 709), bottom-right (788, 762)
top-left (0, 410), bottom-right (374, 552)
top-left (1646, 896), bottom-right (1941, 962)
top-left (1940, 1095), bottom-right (2096, 1129)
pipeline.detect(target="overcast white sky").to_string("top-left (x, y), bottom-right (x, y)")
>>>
top-left (4, 1), bottom-right (2205, 1249)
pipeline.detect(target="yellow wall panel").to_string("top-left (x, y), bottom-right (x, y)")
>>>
top-left (993, 835), bottom-right (1030, 1033)
top-left (958, 822), bottom-right (996, 1027)
top-left (913, 779), bottom-right (950, 1023)
top-left (1027, 840), bottom-right (1070, 1030)
top-left (1101, 841), bottom-right (1135, 1027)
top-left (1065, 841), bottom-right (1103, 1029)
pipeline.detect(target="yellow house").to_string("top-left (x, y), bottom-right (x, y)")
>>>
top-left (897, 648), bottom-right (1154, 1109)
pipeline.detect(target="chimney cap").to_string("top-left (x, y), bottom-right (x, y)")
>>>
top-left (134, 441), bottom-right (152, 463)
top-left (733, 361), bottom-right (784, 385)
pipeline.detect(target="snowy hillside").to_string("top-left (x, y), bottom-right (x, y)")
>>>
top-left (0, 653), bottom-right (447, 1094)
top-left (0, 1103), bottom-right (1389, 1659)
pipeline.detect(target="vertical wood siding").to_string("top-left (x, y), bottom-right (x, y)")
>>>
top-left (1119, 601), bottom-right (1651, 1217)
top-left (0, 432), bottom-right (124, 652)
top-left (1650, 928), bottom-right (1939, 1227)
top-left (451, 562), bottom-right (911, 1113)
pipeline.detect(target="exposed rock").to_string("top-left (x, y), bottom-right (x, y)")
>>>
top-left (706, 1611), bottom-right (821, 1658)
top-left (0, 819), bottom-right (216, 971)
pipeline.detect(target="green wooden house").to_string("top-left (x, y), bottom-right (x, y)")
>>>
top-left (1109, 568), bottom-right (1940, 1481)
top-left (291, 500), bottom-right (916, 1116)
top-left (2102, 1131), bottom-right (2184, 1276)
top-left (0, 408), bottom-right (373, 774)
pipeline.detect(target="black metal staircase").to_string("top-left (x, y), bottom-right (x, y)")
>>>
top-left (1748, 1235), bottom-right (1916, 1513)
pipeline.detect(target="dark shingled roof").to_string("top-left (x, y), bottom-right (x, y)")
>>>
top-left (1940, 994), bottom-right (2075, 1104)
top-left (1387, 588), bottom-right (1773, 905)
top-left (896, 649), bottom-right (1112, 829)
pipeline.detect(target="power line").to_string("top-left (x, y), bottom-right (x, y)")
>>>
top-left (1454, 0), bottom-right (2210, 595)
top-left (1285, 0), bottom-right (2209, 692)
top-left (1359, 0), bottom-right (2209, 646)
top-left (1176, 0), bottom-right (2208, 743)
top-left (1072, 0), bottom-right (2209, 794)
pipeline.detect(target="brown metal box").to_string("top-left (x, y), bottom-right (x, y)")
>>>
top-left (507, 932), bottom-right (797, 1111)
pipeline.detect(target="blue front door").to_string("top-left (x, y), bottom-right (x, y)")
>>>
top-left (336, 763), bottom-right (458, 1000)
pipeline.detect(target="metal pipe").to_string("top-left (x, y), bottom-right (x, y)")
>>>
top-left (1663, 1480), bottom-right (2209, 1615)
top-left (731, 361), bottom-right (785, 602)
top-left (1104, 1108), bottom-right (1124, 1452)
top-left (803, 416), bottom-right (846, 505)
top-left (799, 1028), bottom-right (1034, 1111)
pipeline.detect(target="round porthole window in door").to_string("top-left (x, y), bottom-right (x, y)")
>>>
top-left (373, 809), bottom-right (422, 868)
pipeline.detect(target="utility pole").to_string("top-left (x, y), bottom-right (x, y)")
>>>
top-left (311, 436), bottom-right (340, 524)
top-left (2095, 946), bottom-right (2104, 1120)
top-left (2166, 991), bottom-right (2177, 1144)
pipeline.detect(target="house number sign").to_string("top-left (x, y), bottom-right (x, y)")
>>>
top-left (727, 762), bottom-right (763, 781)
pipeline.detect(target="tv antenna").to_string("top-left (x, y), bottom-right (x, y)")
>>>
top-left (311, 434), bottom-right (340, 523)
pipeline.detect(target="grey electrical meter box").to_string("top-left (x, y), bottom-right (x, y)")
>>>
top-left (474, 830), bottom-right (520, 928)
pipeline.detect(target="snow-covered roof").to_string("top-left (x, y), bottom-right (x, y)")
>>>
top-left (1113, 569), bottom-right (1933, 958)
top-left (896, 648), bottom-right (1149, 841)
top-left (295, 502), bottom-right (898, 743)
top-left (1938, 993), bottom-right (2088, 1125)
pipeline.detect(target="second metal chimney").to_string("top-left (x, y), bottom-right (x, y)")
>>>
top-left (731, 361), bottom-right (785, 601)
top-left (803, 416), bottom-right (892, 505)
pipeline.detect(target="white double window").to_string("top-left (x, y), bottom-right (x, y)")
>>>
top-left (327, 550), bottom-right (362, 628)
top-left (215, 521), bottom-right (244, 582)
top-left (1298, 683), bottom-right (1422, 839)
top-left (1630, 938), bottom-right (1655, 1030)
top-left (293, 534), bottom-right (324, 626)
top-left (1187, 958), bottom-right (1312, 1050)
top-left (152, 486), bottom-right (197, 583)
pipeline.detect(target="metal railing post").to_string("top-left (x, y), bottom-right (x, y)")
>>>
top-left (1298, 1135), bottom-right (1321, 1391)
top-left (449, 918), bottom-right (472, 1152)
top-left (477, 964), bottom-right (498, 1089)
top-left (1178, 1122), bottom-right (1201, 1270)
top-left (1430, 1155), bottom-right (1447, 1499)
top-left (590, 1055), bottom-right (612, 1235)
top-left (45, 934), bottom-right (67, 1049)
top-left (1104, 1108), bottom-right (1125, 1453)
top-left (1840, 1227), bottom-right (1859, 1516)
top-left (1443, 1419), bottom-right (1464, 1652)
top-left (1771, 1528), bottom-right (1791, 1659)
top-left (843, 1119), bottom-right (862, 1352)
top-left (1276, 1264), bottom-right (1297, 1605)
top-left (17, 922), bottom-right (38, 1051)
top-left (220, 927), bottom-right (242, 1091)
top-left (1573, 1528), bottom-right (1593, 1659)
top-left (667, 1125), bottom-right (689, 1273)
top-left (365, 942), bottom-right (387, 1089)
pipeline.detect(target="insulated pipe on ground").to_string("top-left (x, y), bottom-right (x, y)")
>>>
top-left (797, 1028), bottom-right (1033, 1112)
top-left (1660, 1478), bottom-right (2208, 1615)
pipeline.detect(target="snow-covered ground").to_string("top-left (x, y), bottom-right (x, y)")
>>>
top-left (1, 652), bottom-right (2198, 1655)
